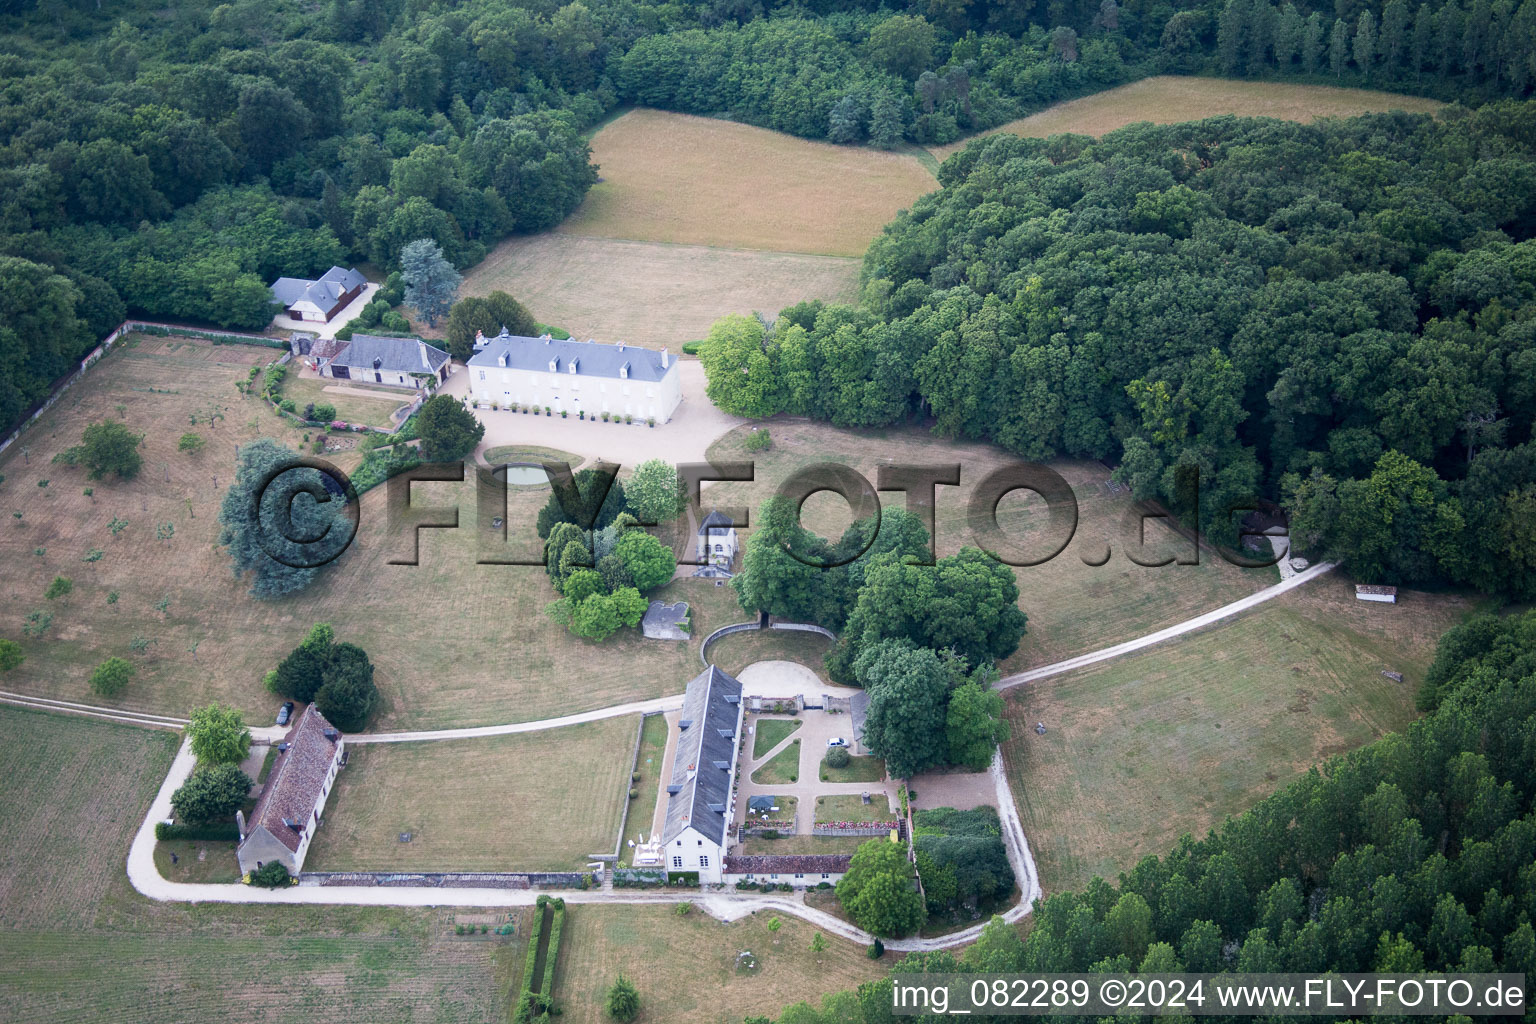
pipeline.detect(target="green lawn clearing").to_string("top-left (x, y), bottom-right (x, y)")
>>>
top-left (751, 740), bottom-right (801, 785)
top-left (279, 374), bottom-right (410, 430)
top-left (752, 717), bottom-right (802, 758)
top-left (814, 794), bottom-right (887, 823)
top-left (820, 753), bottom-right (885, 783)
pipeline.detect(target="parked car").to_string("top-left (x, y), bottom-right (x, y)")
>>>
top-left (827, 736), bottom-right (848, 748)
top-left (276, 701), bottom-right (295, 725)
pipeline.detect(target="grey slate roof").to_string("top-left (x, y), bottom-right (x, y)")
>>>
top-left (699, 510), bottom-right (735, 535)
top-left (466, 328), bottom-right (676, 384)
top-left (325, 334), bottom-right (449, 374)
top-left (850, 690), bottom-right (869, 748)
top-left (270, 266), bottom-right (367, 311)
top-left (662, 665), bottom-right (743, 846)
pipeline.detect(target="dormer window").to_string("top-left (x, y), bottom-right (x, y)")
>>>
top-left (498, 352), bottom-right (508, 367)
top-left (619, 362), bottom-right (629, 380)
top-left (568, 358), bottom-right (579, 374)
top-left (548, 357), bottom-right (559, 372)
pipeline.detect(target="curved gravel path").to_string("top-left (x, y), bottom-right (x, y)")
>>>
top-left (116, 560), bottom-right (1332, 948)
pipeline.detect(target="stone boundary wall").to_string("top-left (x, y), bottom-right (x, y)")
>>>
top-left (606, 711), bottom-right (652, 861)
top-left (301, 871), bottom-right (586, 889)
top-left (812, 822), bottom-right (901, 838)
top-left (0, 320), bottom-right (287, 457)
top-left (700, 619), bottom-right (838, 667)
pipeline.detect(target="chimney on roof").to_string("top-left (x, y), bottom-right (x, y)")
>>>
top-left (662, 348), bottom-right (670, 368)
top-left (418, 340), bottom-right (430, 369)
top-left (236, 809), bottom-right (247, 841)
top-left (615, 340), bottom-right (622, 350)
top-left (542, 333), bottom-right (552, 343)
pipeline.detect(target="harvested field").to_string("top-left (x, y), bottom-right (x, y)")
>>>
top-left (304, 716), bottom-right (639, 871)
top-left (560, 108), bottom-right (937, 256)
top-left (0, 706), bottom-right (506, 1023)
top-left (930, 75), bottom-right (1447, 159)
top-left (460, 235), bottom-right (859, 354)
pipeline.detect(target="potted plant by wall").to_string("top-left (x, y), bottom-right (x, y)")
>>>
top-left (561, 410), bottom-right (567, 418)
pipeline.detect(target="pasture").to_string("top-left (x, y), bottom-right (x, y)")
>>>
top-left (0, 335), bottom-right (753, 729)
top-left (0, 706), bottom-right (507, 1023)
top-left (1000, 574), bottom-right (1477, 894)
top-left (704, 419), bottom-right (1273, 674)
top-left (459, 234), bottom-right (859, 354)
top-left (930, 76), bottom-right (1447, 158)
top-left (304, 716), bottom-right (640, 871)
top-left (549, 904), bottom-right (885, 1024)
top-left (559, 108), bottom-right (937, 256)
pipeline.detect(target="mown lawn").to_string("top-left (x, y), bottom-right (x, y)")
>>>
top-left (0, 706), bottom-right (508, 1023)
top-left (820, 754), bottom-right (885, 783)
top-left (549, 904), bottom-right (886, 1024)
top-left (751, 740), bottom-right (801, 785)
top-left (1001, 575), bottom-right (1478, 894)
top-left (305, 716), bottom-right (639, 872)
top-left (752, 717), bottom-right (802, 759)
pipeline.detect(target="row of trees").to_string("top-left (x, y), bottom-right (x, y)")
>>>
top-left (1214, 0), bottom-right (1536, 94)
top-left (764, 609), bottom-right (1536, 1023)
top-left (703, 105), bottom-right (1536, 588)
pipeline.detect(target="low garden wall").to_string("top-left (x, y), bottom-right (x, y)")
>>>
top-left (739, 816), bottom-right (796, 839)
top-left (301, 871), bottom-right (588, 889)
top-left (812, 821), bottom-right (902, 838)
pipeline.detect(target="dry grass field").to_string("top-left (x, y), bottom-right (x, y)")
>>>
top-left (304, 716), bottom-right (639, 871)
top-left (459, 235), bottom-right (859, 354)
top-left (930, 76), bottom-right (1447, 159)
top-left (705, 419), bottom-right (1273, 673)
top-left (560, 108), bottom-right (937, 256)
top-left (0, 335), bottom-right (755, 729)
top-left (1001, 574), bottom-right (1479, 895)
top-left (550, 904), bottom-right (886, 1024)
top-left (0, 706), bottom-right (508, 1023)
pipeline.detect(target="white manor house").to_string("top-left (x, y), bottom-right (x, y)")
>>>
top-left (466, 328), bottom-right (683, 424)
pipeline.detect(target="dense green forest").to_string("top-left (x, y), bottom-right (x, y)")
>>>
top-left (702, 105), bottom-right (1536, 592)
top-left (757, 611), bottom-right (1536, 1023)
top-left (3, 0), bottom-right (1534, 433)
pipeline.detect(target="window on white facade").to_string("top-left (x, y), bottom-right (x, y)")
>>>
top-left (699, 855), bottom-right (709, 867)
top-left (672, 856), bottom-right (682, 868)
top-left (646, 386), bottom-right (655, 398)
top-left (478, 370), bottom-right (485, 380)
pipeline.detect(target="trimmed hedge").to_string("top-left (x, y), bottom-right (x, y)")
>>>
top-left (612, 867), bottom-right (665, 888)
top-left (542, 900), bottom-right (567, 993)
top-left (155, 821), bottom-right (239, 842)
top-left (681, 340), bottom-right (702, 355)
top-left (520, 903), bottom-right (547, 994)
top-left (667, 870), bottom-right (700, 887)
